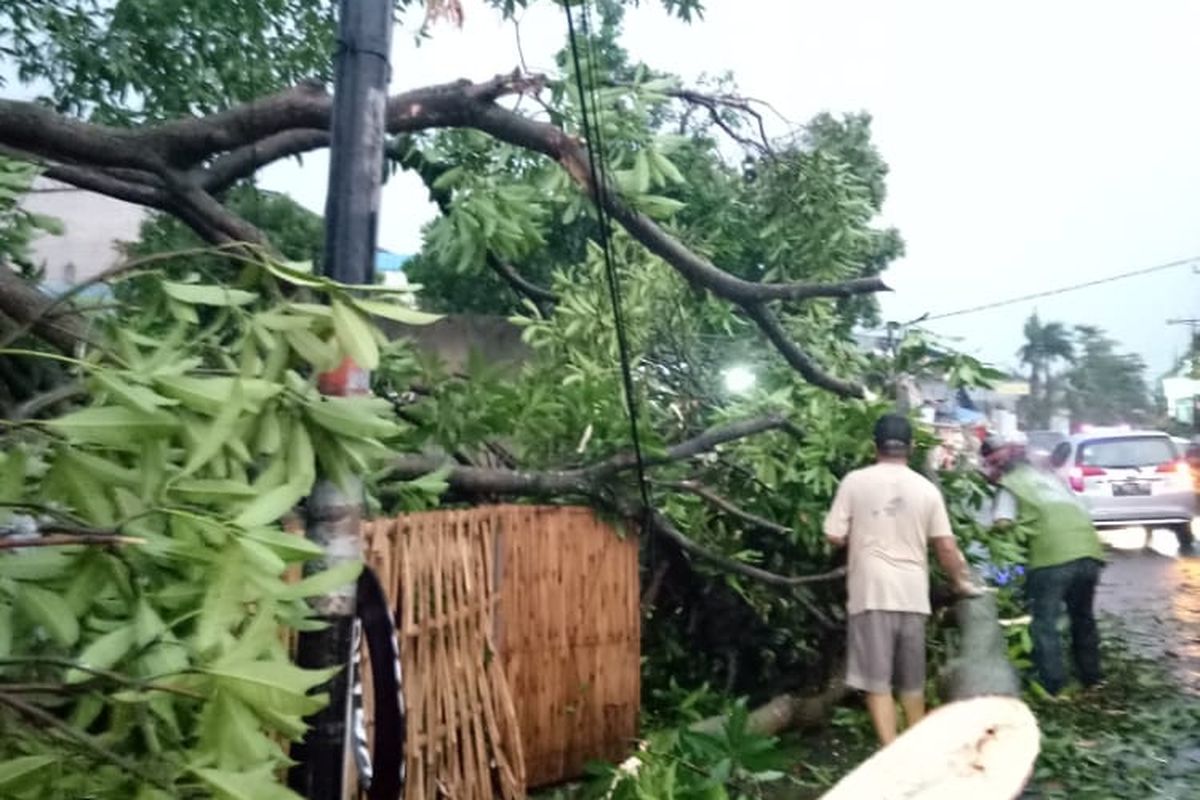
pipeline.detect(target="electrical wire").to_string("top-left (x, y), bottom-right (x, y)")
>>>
top-left (923, 256), bottom-right (1199, 321)
top-left (563, 1), bottom-right (654, 526)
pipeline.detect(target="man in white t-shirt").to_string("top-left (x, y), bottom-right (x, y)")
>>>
top-left (824, 413), bottom-right (978, 746)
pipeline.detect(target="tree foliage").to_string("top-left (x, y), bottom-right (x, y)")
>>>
top-left (0, 157), bottom-right (62, 274)
top-left (1018, 312), bottom-right (1074, 428)
top-left (0, 253), bottom-right (446, 798)
top-left (1064, 324), bottom-right (1150, 427)
top-left (0, 0), bottom-right (702, 123)
top-left (0, 0), bottom-right (1017, 793)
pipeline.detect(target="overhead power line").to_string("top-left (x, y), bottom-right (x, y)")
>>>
top-left (923, 256), bottom-right (1200, 322)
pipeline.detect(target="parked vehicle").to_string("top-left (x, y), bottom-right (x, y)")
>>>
top-left (1048, 430), bottom-right (1196, 551)
top-left (1026, 430), bottom-right (1066, 469)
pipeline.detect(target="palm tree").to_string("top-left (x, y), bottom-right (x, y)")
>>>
top-left (1018, 312), bottom-right (1074, 427)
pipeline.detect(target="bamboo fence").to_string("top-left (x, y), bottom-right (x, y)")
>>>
top-left (362, 509), bottom-right (526, 800)
top-left (489, 506), bottom-right (640, 788)
top-left (357, 505), bottom-right (640, 794)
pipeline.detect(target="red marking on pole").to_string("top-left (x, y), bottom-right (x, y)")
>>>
top-left (318, 357), bottom-right (371, 397)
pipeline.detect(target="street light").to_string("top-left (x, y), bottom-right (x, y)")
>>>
top-left (723, 365), bottom-right (756, 394)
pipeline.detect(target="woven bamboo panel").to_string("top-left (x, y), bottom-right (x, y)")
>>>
top-left (489, 506), bottom-right (640, 788)
top-left (361, 511), bottom-right (526, 800)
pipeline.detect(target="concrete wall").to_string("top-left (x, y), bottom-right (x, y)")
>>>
top-left (23, 178), bottom-right (148, 283)
top-left (381, 314), bottom-right (530, 374)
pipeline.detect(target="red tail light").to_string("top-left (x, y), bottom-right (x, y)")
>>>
top-left (1155, 460), bottom-right (1187, 475)
top-left (1069, 465), bottom-right (1106, 492)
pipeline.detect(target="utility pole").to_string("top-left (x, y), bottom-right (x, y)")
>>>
top-left (288, 1), bottom-right (392, 798)
top-left (1167, 318), bottom-right (1200, 434)
top-left (1166, 317), bottom-right (1200, 348)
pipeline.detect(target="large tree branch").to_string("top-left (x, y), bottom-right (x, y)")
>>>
top-left (664, 87), bottom-right (773, 155)
top-left (656, 479), bottom-right (792, 536)
top-left (0, 269), bottom-right (92, 354)
top-left (203, 128), bottom-right (331, 193)
top-left (590, 413), bottom-right (799, 474)
top-left (645, 509), bottom-right (845, 591)
top-left (743, 303), bottom-right (866, 397)
top-left (0, 74), bottom-right (883, 393)
top-left (487, 255), bottom-right (559, 306)
top-left (379, 413), bottom-right (846, 596)
top-left (381, 413), bottom-right (795, 487)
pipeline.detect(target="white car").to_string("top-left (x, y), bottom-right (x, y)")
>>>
top-left (1048, 429), bottom-right (1196, 552)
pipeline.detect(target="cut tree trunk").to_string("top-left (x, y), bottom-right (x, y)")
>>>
top-left (688, 677), bottom-right (847, 737)
top-left (820, 696), bottom-right (1039, 800)
top-left (939, 588), bottom-right (1022, 701)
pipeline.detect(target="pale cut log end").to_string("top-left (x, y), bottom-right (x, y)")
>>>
top-left (821, 696), bottom-right (1040, 800)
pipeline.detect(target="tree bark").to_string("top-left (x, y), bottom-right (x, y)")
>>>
top-left (0, 268), bottom-right (90, 354)
top-left (0, 74), bottom-right (886, 395)
top-left (688, 677), bottom-right (848, 737)
top-left (938, 590), bottom-right (1022, 701)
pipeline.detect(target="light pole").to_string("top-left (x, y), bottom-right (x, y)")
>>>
top-left (288, 1), bottom-right (393, 797)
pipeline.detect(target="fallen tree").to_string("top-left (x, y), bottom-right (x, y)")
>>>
top-left (822, 696), bottom-right (1040, 799)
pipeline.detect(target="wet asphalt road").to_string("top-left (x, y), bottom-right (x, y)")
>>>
top-left (1095, 528), bottom-right (1200, 694)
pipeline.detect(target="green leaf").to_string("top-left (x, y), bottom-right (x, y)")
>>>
top-left (154, 376), bottom-right (282, 416)
top-left (650, 149), bottom-right (686, 184)
top-left (63, 554), bottom-right (111, 617)
top-left (204, 660), bottom-right (336, 718)
top-left (632, 149), bottom-right (651, 193)
top-left (278, 560), bottom-right (363, 601)
top-left (60, 447), bottom-right (140, 489)
top-left (0, 450), bottom-right (26, 515)
top-left (162, 281), bottom-right (258, 307)
top-left (285, 328), bottom-right (338, 372)
top-left (238, 527), bottom-right (323, 562)
top-left (0, 755), bottom-right (57, 789)
top-left (331, 298), bottom-right (379, 370)
top-left (134, 599), bottom-right (167, 648)
top-left (232, 476), bottom-right (308, 529)
top-left (637, 194), bottom-right (686, 218)
top-left (192, 765), bottom-right (305, 800)
top-left (287, 420), bottom-right (315, 485)
top-left (46, 405), bottom-right (178, 447)
top-left (430, 165), bottom-right (464, 191)
top-left (237, 536), bottom-right (286, 577)
top-left (194, 549), bottom-right (243, 654)
top-left (0, 603), bottom-right (12, 659)
top-left (91, 371), bottom-right (177, 414)
top-left (262, 259), bottom-right (328, 288)
top-left (66, 624), bottom-right (137, 683)
top-left (351, 297), bottom-right (442, 326)
top-left (29, 212), bottom-right (64, 236)
top-left (197, 691), bottom-right (279, 770)
top-left (404, 465), bottom-right (452, 497)
top-left (0, 549), bottom-right (72, 581)
top-left (304, 396), bottom-right (402, 440)
top-left (16, 584), bottom-right (80, 647)
top-left (171, 479), bottom-right (258, 502)
top-left (179, 379), bottom-right (245, 478)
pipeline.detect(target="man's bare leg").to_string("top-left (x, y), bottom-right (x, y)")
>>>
top-left (864, 692), bottom-right (898, 745)
top-left (899, 691), bottom-right (925, 731)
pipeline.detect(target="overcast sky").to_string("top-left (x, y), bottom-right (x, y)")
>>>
top-left (258, 0), bottom-right (1200, 378)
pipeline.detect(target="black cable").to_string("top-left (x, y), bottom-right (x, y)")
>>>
top-left (924, 256), bottom-right (1199, 321)
top-left (563, 2), bottom-right (654, 527)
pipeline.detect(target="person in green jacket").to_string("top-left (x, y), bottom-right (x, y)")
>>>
top-left (982, 435), bottom-right (1106, 695)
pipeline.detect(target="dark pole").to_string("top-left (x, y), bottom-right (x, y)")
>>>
top-left (288, 1), bottom-right (393, 798)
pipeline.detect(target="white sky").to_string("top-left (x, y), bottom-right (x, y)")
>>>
top-left (256, 1), bottom-right (1198, 377)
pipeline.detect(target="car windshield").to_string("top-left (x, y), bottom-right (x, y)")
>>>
top-left (1077, 436), bottom-right (1176, 469)
top-left (1027, 432), bottom-right (1064, 450)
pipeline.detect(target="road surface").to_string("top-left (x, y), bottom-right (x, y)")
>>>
top-left (1095, 527), bottom-right (1200, 694)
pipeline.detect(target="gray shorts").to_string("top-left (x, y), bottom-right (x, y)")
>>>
top-left (846, 610), bottom-right (927, 695)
